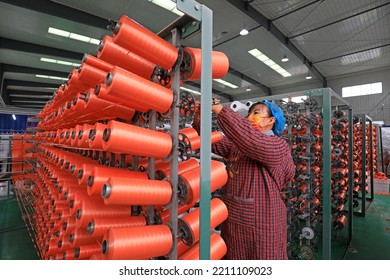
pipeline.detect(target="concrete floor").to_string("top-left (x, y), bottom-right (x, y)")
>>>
top-left (1, 194), bottom-right (390, 260)
top-left (0, 198), bottom-right (39, 260)
top-left (344, 194), bottom-right (390, 259)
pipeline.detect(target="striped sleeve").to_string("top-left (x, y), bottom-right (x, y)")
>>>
top-left (217, 106), bottom-right (290, 168)
top-left (212, 136), bottom-right (232, 158)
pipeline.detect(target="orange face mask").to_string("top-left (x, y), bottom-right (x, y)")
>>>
top-left (248, 113), bottom-right (272, 131)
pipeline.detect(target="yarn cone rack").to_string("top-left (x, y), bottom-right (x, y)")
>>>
top-left (12, 13), bottom-right (230, 260)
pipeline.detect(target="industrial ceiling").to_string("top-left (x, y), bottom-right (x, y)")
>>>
top-left (0, 0), bottom-right (389, 115)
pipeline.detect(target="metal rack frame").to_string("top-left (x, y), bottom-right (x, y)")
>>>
top-left (157, 0), bottom-right (213, 260)
top-left (7, 0), bottom-right (215, 260)
top-left (251, 87), bottom-right (353, 260)
top-left (0, 134), bottom-right (29, 201)
top-left (374, 124), bottom-right (385, 172)
top-left (353, 114), bottom-right (374, 217)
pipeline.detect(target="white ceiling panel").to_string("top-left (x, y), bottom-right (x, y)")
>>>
top-left (265, 0), bottom-right (385, 37)
top-left (292, 4), bottom-right (390, 62)
top-left (0, 2), bottom-right (108, 55)
top-left (215, 27), bottom-right (314, 88)
top-left (0, 0), bottom-right (389, 109)
top-left (0, 49), bottom-right (78, 74)
top-left (3, 72), bottom-right (66, 85)
top-left (250, 0), bottom-right (315, 21)
top-left (51, 0), bottom-right (179, 33)
top-left (316, 45), bottom-right (390, 77)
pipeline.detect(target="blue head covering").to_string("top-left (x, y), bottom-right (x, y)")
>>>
top-left (262, 101), bottom-right (285, 136)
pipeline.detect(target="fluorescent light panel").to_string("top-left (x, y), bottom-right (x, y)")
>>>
top-left (12, 114), bottom-right (16, 120)
top-left (180, 86), bottom-right (201, 95)
top-left (48, 27), bottom-right (100, 45)
top-left (248, 48), bottom-right (291, 77)
top-left (149, 0), bottom-right (184, 16)
top-left (41, 57), bottom-right (80, 67)
top-left (35, 74), bottom-right (68, 81)
top-left (214, 79), bottom-right (238, 89)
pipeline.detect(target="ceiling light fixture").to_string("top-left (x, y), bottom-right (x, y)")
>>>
top-left (148, 0), bottom-right (184, 16)
top-left (214, 79), bottom-right (238, 89)
top-left (180, 86), bottom-right (201, 95)
top-left (306, 75), bottom-right (312, 80)
top-left (35, 74), bottom-right (68, 81)
top-left (281, 55), bottom-right (289, 62)
top-left (41, 57), bottom-right (80, 67)
top-left (248, 48), bottom-right (291, 77)
top-left (48, 27), bottom-right (100, 45)
top-left (239, 26), bottom-right (249, 36)
top-left (12, 114), bottom-right (16, 120)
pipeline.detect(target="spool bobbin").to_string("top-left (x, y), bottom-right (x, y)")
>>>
top-left (179, 91), bottom-right (196, 117)
top-left (177, 133), bottom-right (192, 161)
top-left (177, 176), bottom-right (189, 206)
top-left (151, 66), bottom-right (171, 86)
top-left (177, 218), bottom-right (194, 246)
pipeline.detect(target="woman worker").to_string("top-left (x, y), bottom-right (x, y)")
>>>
top-left (194, 100), bottom-right (295, 259)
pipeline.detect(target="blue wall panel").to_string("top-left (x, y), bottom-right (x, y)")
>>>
top-left (0, 114), bottom-right (29, 133)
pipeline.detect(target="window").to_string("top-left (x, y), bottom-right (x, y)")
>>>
top-left (342, 82), bottom-right (382, 98)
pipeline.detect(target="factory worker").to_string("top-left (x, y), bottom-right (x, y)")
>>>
top-left (193, 100), bottom-right (295, 259)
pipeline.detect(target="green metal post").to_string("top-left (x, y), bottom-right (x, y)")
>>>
top-left (369, 120), bottom-right (374, 200)
top-left (347, 107), bottom-right (353, 243)
top-left (167, 28), bottom-right (180, 260)
top-left (322, 88), bottom-right (332, 260)
top-left (176, 0), bottom-right (212, 260)
top-left (378, 126), bottom-right (384, 172)
top-left (199, 3), bottom-right (213, 260)
top-left (361, 115), bottom-right (367, 216)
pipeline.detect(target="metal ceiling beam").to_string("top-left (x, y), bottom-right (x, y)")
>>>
top-left (0, 106), bottom-right (40, 114)
top-left (229, 67), bottom-right (271, 96)
top-left (314, 42), bottom-right (390, 64)
top-left (213, 25), bottom-right (262, 48)
top-left (1, 77), bottom-right (8, 104)
top-left (5, 79), bottom-right (59, 89)
top-left (272, 0), bottom-right (323, 22)
top-left (1, 65), bottom-right (65, 106)
top-left (1, 0), bottom-right (108, 29)
top-left (8, 89), bottom-right (53, 95)
top-left (3, 64), bottom-right (69, 78)
top-left (227, 0), bottom-right (327, 87)
top-left (211, 26), bottom-right (272, 95)
top-left (0, 63), bottom-right (5, 106)
top-left (11, 100), bottom-right (47, 104)
top-left (185, 81), bottom-right (233, 102)
top-left (7, 85), bottom-right (57, 92)
top-left (9, 94), bottom-right (52, 99)
top-left (0, 37), bottom-right (83, 61)
top-left (15, 104), bottom-right (44, 107)
top-left (289, 2), bottom-right (390, 39)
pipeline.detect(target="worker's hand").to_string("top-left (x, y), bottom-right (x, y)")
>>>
top-left (212, 97), bottom-right (223, 115)
top-left (192, 106), bottom-right (201, 134)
